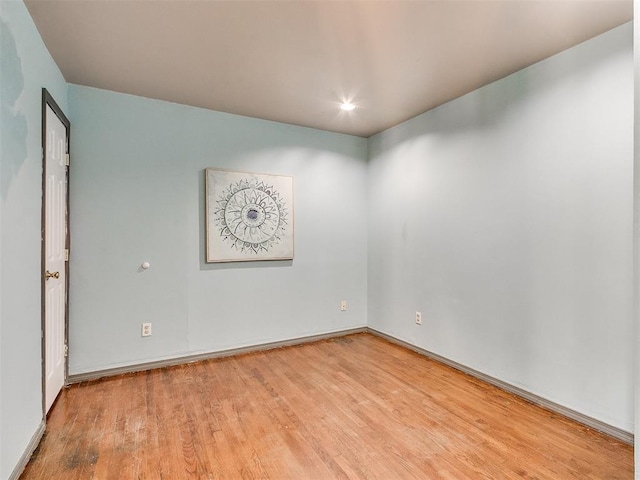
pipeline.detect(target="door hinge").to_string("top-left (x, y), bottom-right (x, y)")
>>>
top-left (64, 344), bottom-right (69, 357)
top-left (64, 249), bottom-right (69, 261)
top-left (65, 154), bottom-right (70, 166)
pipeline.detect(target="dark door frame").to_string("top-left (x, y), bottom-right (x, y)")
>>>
top-left (41, 88), bottom-right (71, 416)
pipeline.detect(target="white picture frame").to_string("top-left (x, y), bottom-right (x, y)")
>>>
top-left (205, 168), bottom-right (294, 262)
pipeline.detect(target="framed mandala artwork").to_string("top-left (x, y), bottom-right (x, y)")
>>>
top-left (205, 168), bottom-right (294, 262)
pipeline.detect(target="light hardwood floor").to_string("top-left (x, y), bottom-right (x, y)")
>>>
top-left (20, 333), bottom-right (632, 479)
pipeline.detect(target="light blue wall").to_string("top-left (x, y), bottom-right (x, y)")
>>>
top-left (634, 2), bottom-right (640, 476)
top-left (1, 3), bottom-right (635, 476)
top-left (67, 85), bottom-right (368, 374)
top-left (0, 1), bottom-right (68, 478)
top-left (368, 23), bottom-right (634, 432)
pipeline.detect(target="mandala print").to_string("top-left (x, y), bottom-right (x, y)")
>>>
top-left (214, 178), bottom-right (288, 254)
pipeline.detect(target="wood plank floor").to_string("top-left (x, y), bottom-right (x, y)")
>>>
top-left (20, 333), bottom-right (632, 479)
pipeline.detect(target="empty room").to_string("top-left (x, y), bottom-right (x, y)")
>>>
top-left (1, 0), bottom-right (638, 479)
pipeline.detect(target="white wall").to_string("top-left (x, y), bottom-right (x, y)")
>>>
top-left (368, 23), bottom-right (634, 432)
top-left (0, 1), bottom-right (69, 478)
top-left (67, 85), bottom-right (368, 375)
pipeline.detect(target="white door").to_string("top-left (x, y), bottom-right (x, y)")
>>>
top-left (44, 103), bottom-right (68, 413)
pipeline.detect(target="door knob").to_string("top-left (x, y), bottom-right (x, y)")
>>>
top-left (45, 270), bottom-right (60, 280)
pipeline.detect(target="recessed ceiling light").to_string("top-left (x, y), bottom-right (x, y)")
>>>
top-left (340, 102), bottom-right (356, 111)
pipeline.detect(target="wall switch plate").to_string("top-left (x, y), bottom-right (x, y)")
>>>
top-left (142, 322), bottom-right (152, 337)
top-left (415, 312), bottom-right (422, 325)
top-left (340, 300), bottom-right (347, 311)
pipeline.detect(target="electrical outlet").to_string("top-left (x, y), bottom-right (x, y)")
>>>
top-left (415, 311), bottom-right (422, 325)
top-left (340, 300), bottom-right (347, 311)
top-left (142, 322), bottom-right (152, 337)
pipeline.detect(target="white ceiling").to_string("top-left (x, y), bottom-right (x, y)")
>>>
top-left (25, 0), bottom-right (632, 138)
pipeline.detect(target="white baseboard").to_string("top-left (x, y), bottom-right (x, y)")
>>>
top-left (367, 327), bottom-right (634, 445)
top-left (9, 420), bottom-right (45, 480)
